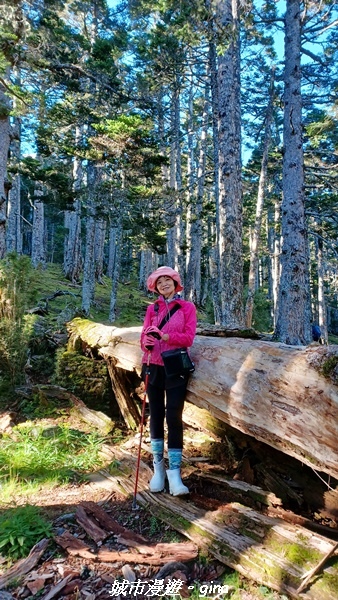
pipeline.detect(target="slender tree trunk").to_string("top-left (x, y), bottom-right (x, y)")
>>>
top-left (270, 200), bottom-right (281, 328)
top-left (215, 0), bottom-right (244, 327)
top-left (31, 184), bottom-right (45, 268)
top-left (316, 233), bottom-right (328, 344)
top-left (157, 89), bottom-right (169, 186)
top-left (185, 82), bottom-right (209, 304)
top-left (107, 224), bottom-right (117, 280)
top-left (166, 82), bottom-right (182, 271)
top-left (0, 73), bottom-right (11, 258)
top-left (7, 115), bottom-right (22, 254)
top-left (109, 174), bottom-right (124, 322)
top-left (64, 128), bottom-right (82, 282)
top-left (109, 219), bottom-right (122, 323)
top-left (245, 69), bottom-right (275, 328)
top-left (94, 219), bottom-right (106, 283)
top-left (139, 249), bottom-right (157, 292)
top-left (185, 69), bottom-right (195, 281)
top-left (274, 0), bottom-right (312, 345)
top-left (82, 2), bottom-right (99, 313)
top-left (64, 200), bottom-right (82, 282)
top-left (208, 25), bottom-right (222, 324)
top-left (82, 163), bottom-right (97, 314)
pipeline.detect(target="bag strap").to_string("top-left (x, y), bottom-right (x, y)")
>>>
top-left (156, 303), bottom-right (181, 331)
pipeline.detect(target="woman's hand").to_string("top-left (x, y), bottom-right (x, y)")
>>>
top-left (144, 334), bottom-right (156, 350)
top-left (145, 325), bottom-right (162, 339)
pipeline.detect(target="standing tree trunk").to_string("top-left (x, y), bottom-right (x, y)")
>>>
top-left (64, 199), bottom-right (82, 282)
top-left (166, 82), bottom-right (182, 271)
top-left (245, 69), bottom-right (275, 328)
top-left (109, 217), bottom-right (122, 323)
top-left (216, 0), bottom-right (244, 328)
top-left (82, 163), bottom-right (97, 314)
top-left (94, 219), bottom-right (106, 284)
top-left (208, 28), bottom-right (222, 324)
top-left (316, 232), bottom-right (328, 344)
top-left (109, 180), bottom-right (123, 322)
top-left (274, 0), bottom-right (312, 345)
top-left (185, 81), bottom-right (209, 305)
top-left (82, 2), bottom-right (99, 314)
top-left (268, 199), bottom-right (281, 328)
top-left (139, 249), bottom-right (157, 292)
top-left (31, 184), bottom-right (45, 268)
top-left (185, 67), bottom-right (195, 291)
top-left (107, 222), bottom-right (117, 280)
top-left (64, 128), bottom-right (82, 282)
top-left (7, 115), bottom-right (22, 254)
top-left (0, 73), bottom-right (11, 258)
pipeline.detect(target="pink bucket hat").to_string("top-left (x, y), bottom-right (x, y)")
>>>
top-left (147, 266), bottom-right (183, 293)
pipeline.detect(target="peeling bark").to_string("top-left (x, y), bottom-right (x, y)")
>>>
top-left (67, 318), bottom-right (338, 481)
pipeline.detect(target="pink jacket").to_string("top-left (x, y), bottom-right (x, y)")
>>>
top-left (140, 297), bottom-right (197, 366)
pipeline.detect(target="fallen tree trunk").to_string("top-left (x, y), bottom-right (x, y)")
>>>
top-left (67, 318), bottom-right (338, 481)
top-left (87, 447), bottom-right (338, 600)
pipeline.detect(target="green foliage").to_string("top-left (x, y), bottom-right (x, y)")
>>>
top-left (0, 505), bottom-right (52, 560)
top-left (0, 254), bottom-right (39, 385)
top-left (16, 157), bottom-right (74, 209)
top-left (95, 114), bottom-right (147, 138)
top-left (305, 111), bottom-right (337, 149)
top-left (251, 288), bottom-right (273, 333)
top-left (54, 349), bottom-right (112, 411)
top-left (321, 355), bottom-right (338, 379)
top-left (0, 422), bottom-right (106, 490)
top-left (148, 515), bottom-right (161, 536)
top-left (19, 390), bottom-right (71, 421)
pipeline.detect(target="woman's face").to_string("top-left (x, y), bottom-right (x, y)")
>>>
top-left (156, 276), bottom-right (176, 299)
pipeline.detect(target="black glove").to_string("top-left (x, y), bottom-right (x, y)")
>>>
top-left (144, 333), bottom-right (156, 350)
top-left (144, 325), bottom-right (162, 340)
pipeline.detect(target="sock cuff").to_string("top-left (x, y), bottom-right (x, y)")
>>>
top-left (151, 438), bottom-right (164, 464)
top-left (168, 448), bottom-right (182, 470)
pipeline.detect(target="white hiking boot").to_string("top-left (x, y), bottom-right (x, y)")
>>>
top-left (166, 469), bottom-right (189, 496)
top-left (149, 460), bottom-right (165, 492)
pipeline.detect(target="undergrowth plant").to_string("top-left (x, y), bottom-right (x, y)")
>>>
top-left (0, 422), bottom-right (106, 499)
top-left (0, 505), bottom-right (52, 560)
top-left (0, 253), bottom-right (39, 386)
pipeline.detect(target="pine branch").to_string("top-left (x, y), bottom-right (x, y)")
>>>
top-left (0, 77), bottom-right (29, 106)
top-left (49, 63), bottom-right (153, 107)
top-left (300, 47), bottom-right (327, 66)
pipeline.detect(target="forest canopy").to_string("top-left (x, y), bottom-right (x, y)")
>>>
top-left (0, 0), bottom-right (337, 343)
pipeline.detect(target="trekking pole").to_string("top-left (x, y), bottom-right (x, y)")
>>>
top-left (132, 350), bottom-right (151, 510)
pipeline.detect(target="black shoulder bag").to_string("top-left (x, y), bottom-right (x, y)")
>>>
top-left (157, 304), bottom-right (195, 377)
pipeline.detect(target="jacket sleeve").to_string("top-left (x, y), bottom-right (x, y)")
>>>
top-left (140, 304), bottom-right (154, 351)
top-left (165, 301), bottom-right (197, 348)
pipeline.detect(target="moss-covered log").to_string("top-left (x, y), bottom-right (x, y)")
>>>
top-left (88, 448), bottom-right (338, 600)
top-left (67, 318), bottom-right (338, 481)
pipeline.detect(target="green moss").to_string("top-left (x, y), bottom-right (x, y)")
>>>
top-left (284, 543), bottom-right (321, 567)
top-left (321, 355), bottom-right (338, 378)
top-left (320, 567), bottom-right (338, 594)
top-left (241, 550), bottom-right (299, 589)
top-left (54, 348), bottom-right (112, 412)
top-left (266, 533), bottom-right (322, 568)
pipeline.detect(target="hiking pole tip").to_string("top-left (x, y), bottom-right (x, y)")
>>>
top-left (132, 497), bottom-right (139, 510)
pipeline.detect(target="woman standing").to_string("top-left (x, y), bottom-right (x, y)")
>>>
top-left (140, 266), bottom-right (197, 496)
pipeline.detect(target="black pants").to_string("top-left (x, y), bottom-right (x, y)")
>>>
top-left (143, 364), bottom-right (188, 449)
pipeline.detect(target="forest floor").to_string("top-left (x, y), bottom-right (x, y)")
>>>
top-left (0, 405), bottom-right (291, 600)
